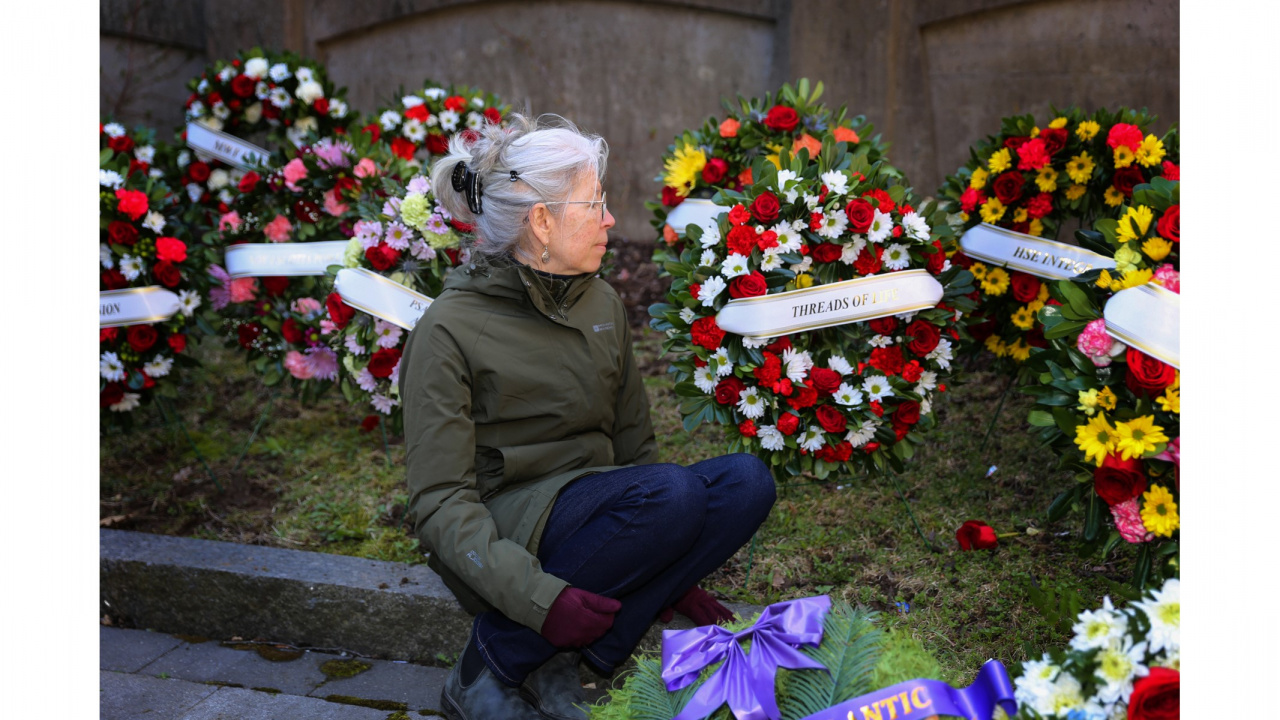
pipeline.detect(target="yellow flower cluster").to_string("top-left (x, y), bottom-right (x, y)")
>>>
top-left (981, 267), bottom-right (1010, 296)
top-left (1135, 134), bottom-right (1166, 167)
top-left (1156, 371), bottom-right (1180, 414)
top-left (663, 143), bottom-right (707, 197)
top-left (1077, 386), bottom-right (1118, 416)
top-left (1076, 120), bottom-right (1101, 141)
top-left (1116, 205), bottom-right (1154, 243)
top-left (1096, 268), bottom-right (1154, 292)
top-left (1066, 152), bottom-right (1094, 184)
top-left (1035, 166), bottom-right (1059, 192)
top-left (985, 336), bottom-right (1031, 362)
top-left (1074, 413), bottom-right (1169, 466)
top-left (980, 197), bottom-right (1006, 223)
top-left (1065, 184), bottom-right (1087, 201)
top-left (1114, 145), bottom-right (1136, 168)
top-left (988, 148), bottom-right (1012, 174)
top-left (1141, 484), bottom-right (1179, 536)
top-left (970, 167), bottom-right (989, 189)
top-left (1104, 187), bottom-right (1125, 207)
top-left (1048, 117), bottom-right (1069, 129)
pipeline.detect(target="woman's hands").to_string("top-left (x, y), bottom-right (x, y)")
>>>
top-left (659, 585), bottom-right (736, 626)
top-left (540, 587), bottom-right (623, 647)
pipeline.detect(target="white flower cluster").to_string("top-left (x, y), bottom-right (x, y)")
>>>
top-left (1014, 578), bottom-right (1179, 719)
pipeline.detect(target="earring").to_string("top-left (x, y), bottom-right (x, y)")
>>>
top-left (540, 244), bottom-right (551, 263)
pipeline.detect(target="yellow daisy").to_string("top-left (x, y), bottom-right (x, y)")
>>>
top-left (1075, 413), bottom-right (1119, 467)
top-left (1049, 117), bottom-right (1069, 129)
top-left (1115, 416), bottom-right (1169, 460)
top-left (1028, 298), bottom-right (1045, 314)
top-left (1010, 305), bottom-right (1035, 330)
top-left (1030, 126), bottom-right (1040, 137)
top-left (1028, 218), bottom-right (1044, 237)
top-left (1142, 237), bottom-right (1172, 261)
top-left (979, 197), bottom-right (1006, 224)
top-left (794, 273), bottom-right (814, 289)
top-left (988, 148), bottom-right (1012, 174)
top-left (1096, 269), bottom-right (1116, 291)
top-left (1097, 386), bottom-right (1117, 411)
top-left (969, 261), bottom-right (988, 281)
top-left (1065, 153), bottom-right (1095, 184)
top-left (1013, 207), bottom-right (1029, 223)
top-left (764, 143), bottom-right (784, 170)
top-left (1076, 120), bottom-right (1101, 141)
top-left (1113, 145), bottom-right (1135, 168)
top-left (960, 211), bottom-right (970, 223)
top-left (1035, 166), bottom-right (1059, 192)
top-left (984, 335), bottom-right (1008, 357)
top-left (1156, 387), bottom-right (1180, 414)
top-left (1077, 389), bottom-right (1100, 416)
top-left (663, 142), bottom-right (708, 196)
top-left (981, 267), bottom-right (1011, 296)
top-left (970, 167), bottom-right (989, 190)
top-left (1037, 283), bottom-right (1050, 303)
top-left (1116, 205), bottom-right (1155, 242)
top-left (1104, 187), bottom-right (1125, 207)
top-left (1135, 134), bottom-right (1166, 167)
top-left (1117, 268), bottom-right (1153, 290)
top-left (1065, 184), bottom-right (1087, 201)
top-left (1007, 338), bottom-right (1032, 362)
top-left (1140, 485), bottom-right (1179, 537)
top-left (1168, 371), bottom-right (1180, 392)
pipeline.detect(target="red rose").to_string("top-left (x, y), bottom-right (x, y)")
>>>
top-left (293, 200), bottom-right (322, 224)
top-left (817, 441), bottom-right (854, 463)
top-left (230, 74), bottom-right (255, 98)
top-left (1039, 127), bottom-right (1068, 156)
top-left (101, 383), bottom-right (124, 408)
top-left (763, 105), bottom-right (800, 133)
top-left (691, 316), bottom-right (725, 350)
top-left (785, 382), bottom-right (818, 410)
top-left (992, 171), bottom-right (1024, 205)
top-left (127, 324), bottom-right (157, 352)
top-left (776, 412), bottom-right (800, 435)
top-left (738, 420), bottom-right (758, 437)
top-left (892, 400), bottom-right (921, 427)
top-left (901, 360), bottom-right (923, 383)
top-left (114, 189), bottom-right (149, 220)
top-left (958, 187), bottom-right (986, 213)
top-left (714, 377), bottom-right (746, 405)
top-left (368, 347), bottom-right (403, 378)
top-left (869, 317), bottom-right (897, 335)
top-left (361, 123), bottom-right (381, 143)
top-left (729, 271), bottom-right (768, 299)
top-left (728, 205), bottom-right (750, 226)
top-left (701, 158), bottom-right (729, 185)
top-left (484, 107), bottom-right (502, 124)
top-left (425, 134), bottom-right (450, 155)
top-left (238, 171), bottom-right (261, 193)
top-left (853, 245), bottom-right (882, 276)
top-left (155, 237), bottom-right (187, 263)
top-left (168, 334), bottom-right (187, 353)
top-left (360, 415), bottom-right (381, 433)
top-left (1113, 166), bottom-right (1145, 197)
top-left (313, 97), bottom-right (329, 114)
top-left (1128, 667), bottom-right (1178, 720)
top-left (258, 276), bottom-right (288, 297)
top-left (108, 134), bottom-right (135, 154)
top-left (1106, 123), bottom-right (1143, 151)
top-left (661, 186), bottom-right (684, 208)
top-left (904, 320), bottom-right (940, 356)
top-left (956, 520), bottom-right (998, 550)
top-left (281, 317), bottom-right (304, 344)
top-left (365, 243), bottom-right (401, 271)
top-left (107, 221), bottom-right (138, 246)
top-left (1093, 454), bottom-right (1147, 506)
top-left (391, 137), bottom-right (418, 160)
top-left (864, 442), bottom-right (880, 453)
top-left (1125, 347), bottom-right (1176, 397)
top-left (1009, 271), bottom-right (1041, 303)
top-left (869, 346), bottom-right (904, 375)
top-left (750, 192), bottom-right (781, 224)
top-left (1157, 205), bottom-right (1179, 242)
top-left (1003, 136), bottom-right (1029, 152)
top-left (326, 292), bottom-right (356, 329)
top-left (404, 105), bottom-right (430, 123)
top-left (444, 95), bottom-right (467, 112)
top-left (102, 268), bottom-right (127, 290)
top-left (812, 243), bottom-right (843, 263)
top-left (809, 367), bottom-right (842, 395)
top-left (153, 260), bottom-right (182, 288)
top-left (726, 225), bottom-right (759, 256)
top-left (754, 352), bottom-right (782, 384)
top-left (765, 336), bottom-right (792, 354)
top-left (815, 405), bottom-right (847, 433)
top-left (925, 240), bottom-right (946, 275)
top-left (187, 161), bottom-right (211, 183)
top-left (1016, 138), bottom-right (1050, 170)
top-left (861, 188), bottom-right (895, 213)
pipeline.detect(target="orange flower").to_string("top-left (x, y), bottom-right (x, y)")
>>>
top-left (719, 118), bottom-right (740, 138)
top-left (662, 224), bottom-right (679, 246)
top-left (736, 167), bottom-right (753, 187)
top-left (792, 133), bottom-right (823, 158)
top-left (833, 126), bottom-right (860, 144)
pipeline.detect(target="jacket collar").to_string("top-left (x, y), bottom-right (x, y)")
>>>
top-left (444, 259), bottom-right (596, 321)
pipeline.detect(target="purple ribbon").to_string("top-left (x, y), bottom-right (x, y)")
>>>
top-left (796, 659), bottom-right (1018, 720)
top-left (661, 595), bottom-right (831, 720)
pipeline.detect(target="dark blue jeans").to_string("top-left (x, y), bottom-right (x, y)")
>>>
top-left (471, 453), bottom-right (776, 686)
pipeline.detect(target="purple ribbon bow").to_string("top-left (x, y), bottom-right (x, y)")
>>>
top-left (661, 595), bottom-right (831, 720)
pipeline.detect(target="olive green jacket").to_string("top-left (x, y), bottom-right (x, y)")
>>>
top-left (399, 261), bottom-right (658, 633)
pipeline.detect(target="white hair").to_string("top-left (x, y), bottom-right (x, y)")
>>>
top-left (430, 113), bottom-right (608, 261)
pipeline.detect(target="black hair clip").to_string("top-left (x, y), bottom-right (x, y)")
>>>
top-left (451, 161), bottom-right (484, 215)
top-left (510, 170), bottom-right (519, 182)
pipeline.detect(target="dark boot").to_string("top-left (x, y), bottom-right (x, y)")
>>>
top-left (519, 651), bottom-right (588, 720)
top-left (441, 659), bottom-right (543, 720)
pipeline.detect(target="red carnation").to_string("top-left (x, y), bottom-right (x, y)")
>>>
top-left (869, 346), bottom-right (904, 375)
top-left (101, 383), bottom-right (125, 408)
top-left (726, 225), bottom-right (759, 256)
top-left (187, 161), bottom-right (211, 183)
top-left (958, 187), bottom-right (986, 214)
top-left (812, 243), bottom-right (843, 264)
top-left (869, 317), bottom-right (897, 335)
top-left (992, 172), bottom-right (1024, 205)
top-left (361, 123), bottom-right (381, 143)
top-left (1128, 667), bottom-right (1179, 720)
top-left (107, 221), bottom-right (138, 246)
top-left (326, 292), bottom-right (356, 329)
top-left (114, 189), bottom-right (149, 221)
top-left (1009, 271), bottom-right (1041, 303)
top-left (108, 134), bottom-right (135, 154)
top-left (691, 316), bottom-right (725, 350)
top-left (901, 360), bottom-right (923, 383)
top-left (1125, 347), bottom-right (1176, 397)
top-left (728, 204), bottom-right (750, 226)
top-left (765, 336), bottom-right (792, 354)
top-left (956, 520), bottom-right (998, 550)
top-left (785, 382), bottom-right (819, 410)
top-left (391, 137), bottom-right (418, 160)
top-left (757, 230), bottom-right (779, 251)
top-left (365, 243), bottom-right (401, 271)
top-left (729, 271), bottom-right (768, 299)
top-left (904, 320), bottom-right (941, 356)
top-left (738, 420), bottom-right (758, 437)
top-left (1094, 454), bottom-right (1147, 506)
top-left (701, 158), bottom-right (729, 185)
top-left (1039, 127), bottom-right (1068, 156)
top-left (127, 325), bottom-right (158, 352)
top-left (754, 352), bottom-right (783, 384)
top-left (762, 105), bottom-right (800, 133)
top-left (861, 188), bottom-right (895, 213)
top-left (313, 97), bottom-right (329, 114)
top-left (1157, 205), bottom-right (1179, 242)
top-left (404, 105), bottom-right (430, 123)
top-left (444, 95), bottom-right (467, 112)
top-left (816, 441), bottom-right (853, 463)
top-left (750, 192), bottom-right (781, 224)
top-left (368, 347), bottom-right (402, 378)
top-left (661, 186), bottom-right (684, 208)
top-left (1113, 166), bottom-right (1145, 197)
top-left (281, 317), bottom-right (304, 344)
top-left (1106, 123), bottom-right (1143, 151)
top-left (714, 377), bottom-right (746, 405)
top-left (360, 415), bottom-right (381, 433)
top-left (776, 412), bottom-right (800, 435)
top-left (925, 240), bottom-right (946, 275)
top-left (809, 367), bottom-right (842, 395)
top-left (293, 199), bottom-right (322, 224)
top-left (155, 237), bottom-right (187, 263)
top-left (1016, 138), bottom-right (1050, 170)
top-left (853, 245), bottom-right (882, 276)
top-left (1026, 192), bottom-right (1053, 219)
top-left (100, 327), bottom-right (118, 344)
top-left (815, 405), bottom-right (847, 433)
top-left (153, 260), bottom-right (182, 288)
top-left (484, 107), bottom-right (502, 124)
top-left (238, 171), bottom-right (261, 193)
top-left (168, 334), bottom-right (187, 353)
top-left (1161, 160), bottom-right (1180, 181)
top-left (425, 133), bottom-right (450, 155)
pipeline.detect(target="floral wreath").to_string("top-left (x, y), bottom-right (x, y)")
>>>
top-left (649, 79), bottom-right (889, 267)
top-left (650, 140), bottom-right (974, 482)
top-left (1026, 179), bottom-right (1180, 586)
top-left (100, 123), bottom-right (203, 422)
top-left (366, 80), bottom-right (507, 162)
top-left (939, 107), bottom-right (1179, 369)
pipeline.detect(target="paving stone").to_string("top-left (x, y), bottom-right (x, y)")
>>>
top-left (311, 657), bottom-right (449, 712)
top-left (178, 686), bottom-right (390, 720)
top-left (100, 626), bottom-right (184, 673)
top-left (100, 670), bottom-right (217, 720)
top-left (141, 640), bottom-right (329, 696)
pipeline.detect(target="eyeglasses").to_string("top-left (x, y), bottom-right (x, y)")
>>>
top-left (544, 191), bottom-right (608, 221)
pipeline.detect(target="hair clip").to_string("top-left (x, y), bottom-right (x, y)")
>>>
top-left (510, 170), bottom-right (519, 182)
top-left (451, 161), bottom-right (484, 215)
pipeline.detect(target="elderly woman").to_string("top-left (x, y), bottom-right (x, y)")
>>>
top-left (401, 114), bottom-right (776, 720)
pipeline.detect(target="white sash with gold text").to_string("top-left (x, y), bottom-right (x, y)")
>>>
top-left (224, 241), bottom-right (349, 279)
top-left (1104, 282), bottom-right (1179, 369)
top-left (334, 268), bottom-right (433, 331)
top-left (186, 121), bottom-right (270, 170)
top-left (960, 223), bottom-right (1114, 280)
top-left (100, 287), bottom-right (181, 328)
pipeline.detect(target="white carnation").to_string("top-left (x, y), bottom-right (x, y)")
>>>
top-left (207, 169), bottom-right (230, 190)
top-left (679, 308), bottom-right (696, 325)
top-left (926, 338), bottom-right (954, 370)
top-left (134, 145), bottom-right (155, 163)
top-left (103, 123), bottom-right (126, 138)
top-left (380, 110), bottom-right (403, 131)
top-left (142, 211), bottom-right (166, 234)
top-left (99, 169), bottom-right (125, 190)
top-left (820, 170), bottom-right (849, 197)
top-left (901, 211), bottom-right (930, 242)
top-left (110, 393), bottom-right (142, 413)
top-left (423, 87), bottom-right (446, 100)
top-left (781, 348), bottom-right (813, 383)
top-left (295, 80), bottom-right (325, 105)
top-left (914, 371), bottom-right (938, 393)
top-left (100, 244), bottom-right (115, 269)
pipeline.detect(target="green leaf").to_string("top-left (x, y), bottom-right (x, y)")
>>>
top-left (1028, 410), bottom-right (1056, 427)
top-left (1047, 486), bottom-right (1076, 522)
top-left (1084, 492), bottom-right (1104, 541)
top-left (1051, 407), bottom-right (1077, 436)
top-left (1043, 320), bottom-right (1087, 340)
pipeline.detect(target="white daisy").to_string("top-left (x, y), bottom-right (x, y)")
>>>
top-left (862, 375), bottom-right (893, 401)
top-left (438, 109), bottom-right (460, 132)
top-left (840, 236), bottom-right (867, 264)
top-left (187, 100), bottom-right (205, 118)
top-left (466, 112), bottom-right (485, 130)
top-left (379, 110), bottom-right (402, 131)
top-left (833, 383), bottom-right (864, 407)
top-left (697, 222), bottom-right (722, 248)
top-left (867, 209), bottom-right (893, 244)
top-left (789, 256), bottom-right (813, 275)
top-left (915, 371), bottom-right (938, 393)
top-left (920, 397), bottom-right (932, 416)
top-left (327, 98), bottom-right (348, 118)
top-left (134, 145), bottom-right (155, 163)
top-left (772, 221), bottom-right (804, 253)
top-left (736, 387), bottom-right (766, 419)
top-left (693, 366), bottom-right (718, 394)
top-left (868, 334), bottom-right (893, 348)
top-left (110, 392), bottom-right (142, 413)
top-left (882, 243), bottom-right (911, 270)
top-left (371, 393), bottom-right (399, 415)
top-left (100, 244), bottom-right (115, 269)
top-left (268, 62), bottom-right (291, 82)
top-left (254, 81), bottom-right (270, 100)
top-left (212, 101), bottom-right (230, 120)
top-left (698, 276), bottom-right (726, 307)
top-left (142, 211), bottom-right (166, 234)
top-left (294, 66), bottom-right (314, 84)
top-left (148, 168), bottom-right (164, 179)
top-left (698, 249), bottom-right (718, 268)
top-left (100, 352), bottom-right (126, 381)
top-left (344, 334), bottom-right (366, 356)
top-left (143, 354), bottom-right (174, 378)
top-left (815, 210), bottom-right (848, 239)
top-left (99, 169), bottom-right (125, 189)
top-left (781, 348), bottom-right (813, 383)
top-left (721, 253), bottom-right (751, 278)
top-left (799, 426), bottom-right (825, 452)
top-left (185, 183), bottom-right (203, 202)
top-left (1093, 636), bottom-right (1149, 706)
top-left (120, 255), bottom-right (145, 281)
top-left (218, 189), bottom-right (234, 205)
top-left (709, 348), bottom-right (733, 377)
top-left (1027, 673), bottom-right (1092, 718)
top-left (758, 424), bottom-right (785, 451)
top-left (774, 169), bottom-right (800, 202)
top-left (426, 113), bottom-right (440, 128)
top-left (759, 250), bottom-right (784, 272)
top-left (678, 308), bottom-right (696, 325)
top-left (846, 420), bottom-right (879, 448)
top-left (1070, 597), bottom-right (1127, 652)
top-left (802, 193), bottom-right (821, 210)
top-left (373, 320), bottom-right (404, 349)
top-left (355, 367), bottom-right (379, 393)
top-left (1013, 659), bottom-right (1059, 713)
top-left (197, 78), bottom-right (211, 94)
top-left (901, 211), bottom-right (930, 242)
top-left (103, 122), bottom-right (126, 138)
top-left (402, 95), bottom-right (425, 108)
top-left (895, 310), bottom-right (917, 322)
top-left (177, 150), bottom-right (191, 168)
top-left (402, 118), bottom-right (426, 142)
top-left (207, 169), bottom-right (230, 190)
top-left (423, 87), bottom-right (446, 100)
top-left (178, 290), bottom-right (201, 316)
top-left (827, 355), bottom-right (854, 376)
top-left (741, 335), bottom-right (773, 349)
top-left (269, 87), bottom-right (292, 109)
top-left (217, 65), bottom-right (235, 82)
top-left (244, 57), bottom-right (268, 79)
top-left (820, 170), bottom-right (849, 197)
top-left (1132, 578), bottom-right (1179, 654)
top-left (926, 338), bottom-right (954, 370)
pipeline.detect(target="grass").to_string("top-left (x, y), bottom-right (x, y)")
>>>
top-left (100, 327), bottom-right (1135, 683)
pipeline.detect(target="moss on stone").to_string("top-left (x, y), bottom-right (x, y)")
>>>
top-left (200, 680), bottom-right (244, 689)
top-left (255, 645), bottom-right (304, 662)
top-left (320, 658), bottom-right (373, 678)
top-left (252, 687), bottom-right (282, 695)
top-left (173, 634), bottom-right (211, 644)
top-left (323, 695), bottom-right (408, 711)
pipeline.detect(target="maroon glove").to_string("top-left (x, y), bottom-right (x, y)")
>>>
top-left (541, 587), bottom-right (622, 648)
top-left (659, 586), bottom-right (737, 626)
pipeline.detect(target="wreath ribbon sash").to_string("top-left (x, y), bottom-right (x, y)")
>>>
top-left (100, 287), bottom-right (181, 328)
top-left (224, 241), bottom-right (349, 279)
top-left (1104, 282), bottom-right (1179, 368)
top-left (334, 268), bottom-right (433, 331)
top-left (795, 659), bottom-right (1018, 720)
top-left (715, 269), bottom-right (943, 339)
top-left (186, 121), bottom-right (270, 170)
top-left (960, 223), bottom-right (1115, 281)
top-left (666, 198), bottom-right (725, 235)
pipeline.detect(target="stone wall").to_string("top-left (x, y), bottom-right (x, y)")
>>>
top-left (101, 0), bottom-right (1178, 241)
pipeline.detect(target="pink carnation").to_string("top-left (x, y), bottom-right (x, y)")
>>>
top-left (323, 188), bottom-right (350, 217)
top-left (353, 158), bottom-right (379, 178)
top-left (305, 346), bottom-right (339, 381)
top-left (1077, 318), bottom-right (1123, 367)
top-left (282, 158), bottom-right (308, 191)
top-left (263, 214), bottom-right (293, 242)
top-left (320, 319), bottom-right (338, 335)
top-left (1111, 497), bottom-right (1153, 544)
top-left (1152, 263), bottom-right (1179, 293)
top-left (284, 350), bottom-right (314, 380)
top-left (292, 297), bottom-right (322, 315)
top-left (218, 210), bottom-right (242, 232)
top-left (229, 277), bottom-right (258, 304)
